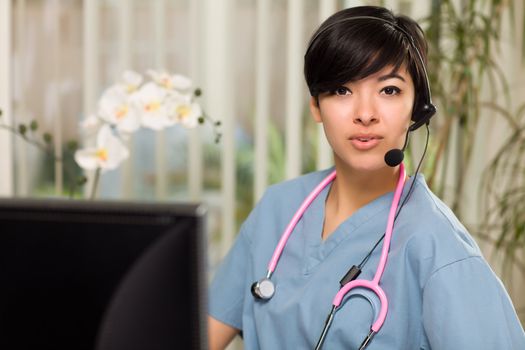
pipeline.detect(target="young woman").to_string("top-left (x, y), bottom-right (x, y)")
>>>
top-left (208, 6), bottom-right (525, 349)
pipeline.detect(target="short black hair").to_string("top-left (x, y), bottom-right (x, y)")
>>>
top-left (304, 6), bottom-right (429, 122)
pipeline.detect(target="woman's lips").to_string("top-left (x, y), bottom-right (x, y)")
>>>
top-left (348, 135), bottom-right (383, 150)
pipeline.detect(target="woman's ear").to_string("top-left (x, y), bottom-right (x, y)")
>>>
top-left (309, 96), bottom-right (322, 123)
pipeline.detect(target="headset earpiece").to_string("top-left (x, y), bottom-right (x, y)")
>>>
top-left (409, 103), bottom-right (437, 132)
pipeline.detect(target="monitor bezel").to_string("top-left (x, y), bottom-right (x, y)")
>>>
top-left (0, 197), bottom-right (208, 350)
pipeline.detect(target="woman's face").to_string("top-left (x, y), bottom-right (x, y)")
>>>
top-left (310, 64), bottom-right (415, 173)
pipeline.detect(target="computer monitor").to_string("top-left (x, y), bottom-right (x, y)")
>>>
top-left (0, 198), bottom-right (207, 350)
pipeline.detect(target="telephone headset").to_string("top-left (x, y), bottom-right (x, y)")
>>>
top-left (250, 15), bottom-right (437, 350)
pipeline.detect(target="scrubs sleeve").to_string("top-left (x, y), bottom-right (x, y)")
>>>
top-left (422, 256), bottom-right (525, 350)
top-left (208, 226), bottom-right (251, 330)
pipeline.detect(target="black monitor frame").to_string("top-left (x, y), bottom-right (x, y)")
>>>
top-left (0, 198), bottom-right (207, 350)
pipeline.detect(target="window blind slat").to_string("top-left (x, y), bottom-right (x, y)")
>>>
top-left (82, 0), bottom-right (100, 198)
top-left (316, 0), bottom-right (337, 171)
top-left (254, 0), bottom-right (270, 201)
top-left (285, 0), bottom-right (304, 179)
top-left (153, 0), bottom-right (167, 200)
top-left (204, 0), bottom-right (236, 257)
top-left (0, 0), bottom-right (13, 196)
top-left (188, 0), bottom-right (203, 201)
top-left (118, 0), bottom-right (134, 198)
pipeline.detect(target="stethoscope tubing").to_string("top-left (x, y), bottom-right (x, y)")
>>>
top-left (267, 170), bottom-right (337, 276)
top-left (373, 163), bottom-right (406, 284)
top-left (331, 163), bottom-right (406, 332)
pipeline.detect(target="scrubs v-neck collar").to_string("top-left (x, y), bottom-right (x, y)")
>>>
top-left (302, 175), bottom-right (410, 274)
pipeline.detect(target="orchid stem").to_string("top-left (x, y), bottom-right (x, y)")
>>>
top-left (0, 124), bottom-right (57, 157)
top-left (90, 167), bottom-right (101, 200)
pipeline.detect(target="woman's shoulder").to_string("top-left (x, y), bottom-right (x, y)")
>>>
top-left (405, 175), bottom-right (469, 231)
top-left (399, 174), bottom-right (484, 273)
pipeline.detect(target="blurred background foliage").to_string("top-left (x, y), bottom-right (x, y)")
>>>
top-left (420, 0), bottom-right (525, 298)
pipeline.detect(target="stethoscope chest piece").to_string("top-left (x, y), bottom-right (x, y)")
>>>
top-left (251, 278), bottom-right (275, 300)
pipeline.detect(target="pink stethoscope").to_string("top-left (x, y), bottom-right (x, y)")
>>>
top-left (251, 163), bottom-right (407, 350)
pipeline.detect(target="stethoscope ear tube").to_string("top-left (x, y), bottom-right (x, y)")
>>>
top-left (314, 306), bottom-right (336, 350)
top-left (358, 330), bottom-right (376, 350)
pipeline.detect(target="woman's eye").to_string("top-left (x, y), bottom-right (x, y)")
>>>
top-left (333, 87), bottom-right (350, 96)
top-left (381, 86), bottom-right (401, 95)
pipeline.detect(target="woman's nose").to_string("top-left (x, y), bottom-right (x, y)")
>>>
top-left (353, 98), bottom-right (378, 125)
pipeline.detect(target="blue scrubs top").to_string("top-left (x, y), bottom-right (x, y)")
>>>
top-left (209, 168), bottom-right (525, 349)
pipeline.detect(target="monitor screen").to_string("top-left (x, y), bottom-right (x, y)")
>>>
top-left (0, 198), bottom-right (207, 350)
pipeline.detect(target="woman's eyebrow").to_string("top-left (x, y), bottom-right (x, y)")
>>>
top-left (377, 73), bottom-right (406, 82)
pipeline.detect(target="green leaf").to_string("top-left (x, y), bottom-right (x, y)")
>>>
top-left (194, 88), bottom-right (202, 97)
top-left (198, 117), bottom-right (205, 124)
top-left (0, 108), bottom-right (3, 117)
top-left (30, 120), bottom-right (38, 131)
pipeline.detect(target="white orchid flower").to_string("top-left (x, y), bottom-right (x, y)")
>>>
top-left (148, 70), bottom-right (192, 91)
top-left (135, 82), bottom-right (171, 130)
top-left (119, 70), bottom-right (143, 94)
top-left (171, 74), bottom-right (193, 91)
top-left (168, 93), bottom-right (202, 128)
top-left (74, 125), bottom-right (129, 172)
top-left (97, 86), bottom-right (140, 133)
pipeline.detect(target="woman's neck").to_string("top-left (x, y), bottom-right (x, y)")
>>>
top-left (322, 160), bottom-right (400, 240)
top-left (333, 165), bottom-right (398, 211)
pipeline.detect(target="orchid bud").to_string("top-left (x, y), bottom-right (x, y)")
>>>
top-left (18, 124), bottom-right (27, 135)
top-left (43, 133), bottom-right (53, 144)
top-left (30, 120), bottom-right (38, 131)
